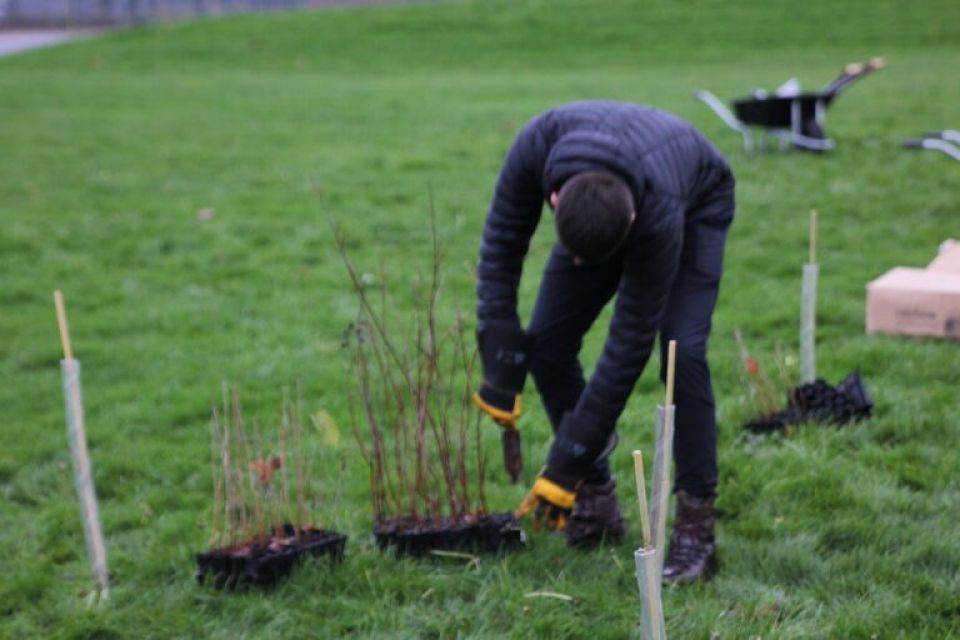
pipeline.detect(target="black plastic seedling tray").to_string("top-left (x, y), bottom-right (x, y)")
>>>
top-left (196, 524), bottom-right (347, 589)
top-left (373, 512), bottom-right (525, 556)
top-left (745, 372), bottom-right (873, 434)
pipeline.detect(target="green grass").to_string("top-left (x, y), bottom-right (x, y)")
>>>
top-left (2, 0), bottom-right (960, 637)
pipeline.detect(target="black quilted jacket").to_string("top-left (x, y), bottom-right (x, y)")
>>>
top-left (477, 100), bottom-right (733, 440)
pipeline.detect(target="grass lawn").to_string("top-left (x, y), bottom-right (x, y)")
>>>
top-left (2, 0), bottom-right (959, 637)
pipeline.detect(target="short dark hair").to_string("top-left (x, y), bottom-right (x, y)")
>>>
top-left (554, 171), bottom-right (635, 263)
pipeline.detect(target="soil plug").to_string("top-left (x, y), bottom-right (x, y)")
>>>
top-left (54, 290), bottom-right (110, 603)
top-left (649, 340), bottom-right (676, 578)
top-left (801, 209), bottom-right (818, 383)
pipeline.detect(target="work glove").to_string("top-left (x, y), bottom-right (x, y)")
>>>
top-left (473, 384), bottom-right (523, 429)
top-left (514, 469), bottom-right (580, 531)
top-left (474, 319), bottom-right (534, 483)
top-left (515, 411), bottom-right (619, 528)
top-left (473, 319), bottom-right (533, 429)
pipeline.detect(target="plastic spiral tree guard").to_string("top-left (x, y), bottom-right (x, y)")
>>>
top-left (196, 524), bottom-right (347, 590)
top-left (744, 371), bottom-right (873, 433)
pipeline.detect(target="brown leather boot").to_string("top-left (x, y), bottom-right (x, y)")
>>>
top-left (662, 490), bottom-right (717, 584)
top-left (565, 478), bottom-right (626, 549)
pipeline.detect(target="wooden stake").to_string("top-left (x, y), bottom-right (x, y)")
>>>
top-left (54, 289), bottom-right (73, 360)
top-left (632, 450), bottom-right (652, 550)
top-left (809, 209), bottom-right (818, 265)
top-left (664, 340), bottom-right (677, 407)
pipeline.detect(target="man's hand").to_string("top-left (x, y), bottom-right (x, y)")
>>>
top-left (473, 384), bottom-right (522, 429)
top-left (515, 471), bottom-right (580, 531)
top-left (476, 319), bottom-right (534, 482)
top-left (476, 319), bottom-right (533, 402)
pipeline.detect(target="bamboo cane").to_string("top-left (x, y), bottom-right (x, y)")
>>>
top-left (632, 450), bottom-right (652, 550)
top-left (801, 210), bottom-right (819, 383)
top-left (633, 450), bottom-right (666, 639)
top-left (54, 290), bottom-right (110, 601)
top-left (664, 340), bottom-right (677, 407)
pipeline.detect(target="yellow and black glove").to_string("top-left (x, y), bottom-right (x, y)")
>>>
top-left (515, 470), bottom-right (580, 531)
top-left (475, 319), bottom-right (534, 482)
top-left (473, 384), bottom-right (522, 429)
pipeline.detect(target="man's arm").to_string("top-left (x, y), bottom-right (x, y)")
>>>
top-left (548, 204), bottom-right (684, 475)
top-left (474, 116), bottom-right (552, 480)
top-left (476, 118), bottom-right (551, 325)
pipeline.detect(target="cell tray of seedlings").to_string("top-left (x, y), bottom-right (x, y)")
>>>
top-left (744, 371), bottom-right (873, 434)
top-left (373, 512), bottom-right (525, 556)
top-left (196, 524), bottom-right (347, 589)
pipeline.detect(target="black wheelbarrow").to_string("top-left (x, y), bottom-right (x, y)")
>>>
top-left (696, 58), bottom-right (886, 152)
top-left (903, 130), bottom-right (960, 162)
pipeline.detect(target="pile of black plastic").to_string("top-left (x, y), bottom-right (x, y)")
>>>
top-left (744, 372), bottom-right (873, 434)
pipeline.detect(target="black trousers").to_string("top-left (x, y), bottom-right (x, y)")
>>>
top-left (527, 189), bottom-right (733, 498)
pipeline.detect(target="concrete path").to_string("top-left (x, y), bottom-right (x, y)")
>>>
top-left (0, 1), bottom-right (416, 58)
top-left (0, 30), bottom-right (97, 57)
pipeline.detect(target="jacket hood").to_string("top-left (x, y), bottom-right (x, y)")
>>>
top-left (542, 131), bottom-right (645, 205)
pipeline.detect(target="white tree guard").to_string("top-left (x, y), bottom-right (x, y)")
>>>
top-left (801, 263), bottom-right (819, 383)
top-left (62, 359), bottom-right (110, 596)
top-left (649, 404), bottom-right (675, 576)
top-left (635, 547), bottom-right (666, 640)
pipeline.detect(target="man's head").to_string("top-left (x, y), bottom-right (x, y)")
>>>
top-left (551, 171), bottom-right (636, 264)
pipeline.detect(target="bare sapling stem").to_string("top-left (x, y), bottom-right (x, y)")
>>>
top-left (734, 328), bottom-right (780, 416)
top-left (233, 389), bottom-right (256, 543)
top-left (425, 322), bottom-right (459, 518)
top-left (474, 409), bottom-right (488, 515)
top-left (356, 341), bottom-right (393, 520)
top-left (293, 383), bottom-right (308, 540)
top-left (801, 211), bottom-right (819, 383)
top-left (221, 384), bottom-right (238, 546)
top-left (251, 420), bottom-right (266, 544)
top-left (279, 390), bottom-right (292, 537)
top-left (413, 300), bottom-right (430, 519)
top-left (330, 220), bottom-right (415, 391)
top-left (454, 318), bottom-right (473, 516)
top-left (338, 196), bottom-right (495, 529)
top-left (272, 427), bottom-right (284, 541)
top-left (345, 383), bottom-right (379, 518)
top-left (209, 407), bottom-right (225, 548)
top-left (426, 192), bottom-right (447, 515)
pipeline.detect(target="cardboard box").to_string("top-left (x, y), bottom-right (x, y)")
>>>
top-left (866, 262), bottom-right (960, 339)
top-left (927, 239), bottom-right (960, 273)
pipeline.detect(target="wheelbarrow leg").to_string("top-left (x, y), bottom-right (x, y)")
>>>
top-left (695, 90), bottom-right (754, 151)
top-left (788, 98), bottom-right (834, 152)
